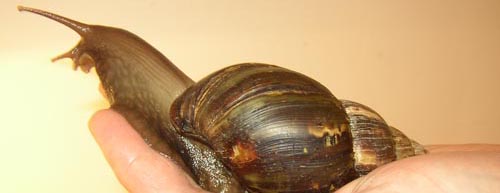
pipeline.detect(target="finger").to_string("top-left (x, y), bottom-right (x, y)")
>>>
top-left (89, 109), bottom-right (207, 193)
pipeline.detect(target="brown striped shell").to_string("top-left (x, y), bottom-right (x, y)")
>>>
top-left (170, 63), bottom-right (425, 193)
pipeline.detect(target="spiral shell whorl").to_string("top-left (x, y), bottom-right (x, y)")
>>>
top-left (341, 100), bottom-right (396, 175)
top-left (341, 100), bottom-right (426, 176)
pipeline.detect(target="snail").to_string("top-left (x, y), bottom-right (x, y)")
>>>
top-left (19, 6), bottom-right (425, 193)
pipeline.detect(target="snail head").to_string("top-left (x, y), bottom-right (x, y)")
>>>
top-left (17, 6), bottom-right (150, 74)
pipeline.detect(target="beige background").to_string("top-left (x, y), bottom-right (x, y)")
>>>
top-left (1, 0), bottom-right (499, 192)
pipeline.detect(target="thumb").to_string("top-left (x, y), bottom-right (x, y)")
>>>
top-left (88, 109), bottom-right (206, 193)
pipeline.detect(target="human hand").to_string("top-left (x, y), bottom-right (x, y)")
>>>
top-left (89, 109), bottom-right (208, 193)
top-left (336, 144), bottom-right (500, 193)
top-left (89, 109), bottom-right (500, 193)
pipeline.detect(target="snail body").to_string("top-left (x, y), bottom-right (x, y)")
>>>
top-left (19, 6), bottom-right (425, 193)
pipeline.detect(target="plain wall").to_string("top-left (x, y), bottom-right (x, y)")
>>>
top-left (1, 0), bottom-right (499, 192)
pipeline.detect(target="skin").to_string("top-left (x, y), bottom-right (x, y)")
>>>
top-left (89, 109), bottom-right (207, 193)
top-left (89, 109), bottom-right (500, 193)
top-left (336, 145), bottom-right (500, 193)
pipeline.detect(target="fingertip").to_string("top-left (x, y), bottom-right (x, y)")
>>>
top-left (88, 109), bottom-right (126, 136)
top-left (88, 109), bottom-right (112, 133)
top-left (88, 109), bottom-right (140, 150)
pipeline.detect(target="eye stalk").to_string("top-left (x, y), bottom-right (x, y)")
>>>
top-left (18, 6), bottom-right (96, 73)
top-left (17, 6), bottom-right (91, 36)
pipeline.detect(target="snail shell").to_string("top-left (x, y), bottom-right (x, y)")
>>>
top-left (171, 63), bottom-right (425, 192)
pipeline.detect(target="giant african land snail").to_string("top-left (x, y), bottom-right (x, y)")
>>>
top-left (18, 6), bottom-right (425, 193)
